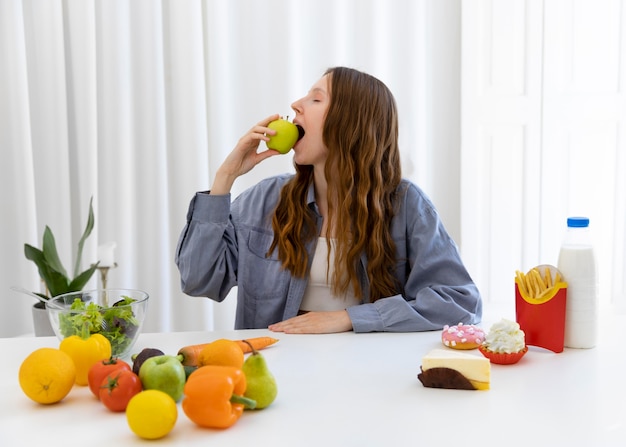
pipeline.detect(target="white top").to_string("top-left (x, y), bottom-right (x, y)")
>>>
top-left (299, 237), bottom-right (360, 312)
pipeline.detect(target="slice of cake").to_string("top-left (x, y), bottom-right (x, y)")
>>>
top-left (418, 348), bottom-right (490, 390)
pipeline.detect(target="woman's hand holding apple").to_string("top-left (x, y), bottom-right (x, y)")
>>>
top-left (211, 114), bottom-right (283, 195)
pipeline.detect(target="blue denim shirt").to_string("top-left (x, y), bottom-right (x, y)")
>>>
top-left (175, 174), bottom-right (482, 332)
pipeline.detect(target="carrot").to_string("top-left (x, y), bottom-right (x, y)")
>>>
top-left (177, 336), bottom-right (279, 366)
top-left (234, 336), bottom-right (279, 354)
top-left (177, 345), bottom-right (204, 366)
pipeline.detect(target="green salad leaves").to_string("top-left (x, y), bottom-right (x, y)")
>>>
top-left (59, 296), bottom-right (140, 356)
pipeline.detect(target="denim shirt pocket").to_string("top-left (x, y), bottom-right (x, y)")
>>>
top-left (240, 230), bottom-right (291, 302)
top-left (247, 229), bottom-right (280, 261)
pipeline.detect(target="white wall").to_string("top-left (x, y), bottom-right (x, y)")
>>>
top-left (425, 1), bottom-right (462, 244)
top-left (461, 0), bottom-right (626, 314)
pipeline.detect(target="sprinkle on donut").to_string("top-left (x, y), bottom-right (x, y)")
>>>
top-left (442, 323), bottom-right (486, 350)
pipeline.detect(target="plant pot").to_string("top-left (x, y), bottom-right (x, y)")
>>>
top-left (31, 301), bottom-right (55, 337)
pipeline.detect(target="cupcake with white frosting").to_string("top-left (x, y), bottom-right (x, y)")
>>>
top-left (479, 319), bottom-right (528, 364)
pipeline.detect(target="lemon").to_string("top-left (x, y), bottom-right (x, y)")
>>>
top-left (126, 390), bottom-right (177, 439)
top-left (18, 347), bottom-right (76, 404)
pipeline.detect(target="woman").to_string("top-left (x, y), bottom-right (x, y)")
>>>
top-left (175, 66), bottom-right (482, 334)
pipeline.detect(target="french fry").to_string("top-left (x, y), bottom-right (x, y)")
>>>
top-left (544, 266), bottom-right (552, 288)
top-left (515, 265), bottom-right (561, 299)
top-left (537, 287), bottom-right (552, 299)
top-left (521, 270), bottom-right (534, 298)
top-left (515, 270), bottom-right (527, 293)
top-left (530, 269), bottom-right (542, 297)
top-left (533, 269), bottom-right (545, 297)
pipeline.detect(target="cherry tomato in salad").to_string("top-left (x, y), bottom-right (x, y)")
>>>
top-left (99, 370), bottom-right (143, 412)
top-left (88, 357), bottom-right (132, 398)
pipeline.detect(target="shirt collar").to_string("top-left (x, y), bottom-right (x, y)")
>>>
top-left (306, 182), bottom-right (316, 206)
top-left (305, 182), bottom-right (321, 215)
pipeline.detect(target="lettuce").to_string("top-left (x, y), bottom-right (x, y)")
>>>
top-left (58, 296), bottom-right (139, 356)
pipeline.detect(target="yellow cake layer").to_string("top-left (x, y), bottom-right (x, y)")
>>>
top-left (422, 348), bottom-right (491, 387)
top-left (468, 379), bottom-right (490, 390)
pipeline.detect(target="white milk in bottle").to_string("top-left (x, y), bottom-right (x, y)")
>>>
top-left (557, 217), bottom-right (598, 348)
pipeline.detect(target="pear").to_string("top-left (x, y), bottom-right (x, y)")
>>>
top-left (241, 341), bottom-right (278, 410)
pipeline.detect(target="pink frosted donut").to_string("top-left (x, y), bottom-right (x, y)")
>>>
top-left (442, 323), bottom-right (486, 350)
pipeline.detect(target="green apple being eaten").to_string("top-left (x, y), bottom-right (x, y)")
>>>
top-left (139, 354), bottom-right (186, 402)
top-left (267, 118), bottom-right (299, 154)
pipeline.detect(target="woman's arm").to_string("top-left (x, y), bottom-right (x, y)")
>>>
top-left (175, 192), bottom-right (239, 301)
top-left (175, 114), bottom-right (284, 298)
top-left (348, 182), bottom-right (483, 332)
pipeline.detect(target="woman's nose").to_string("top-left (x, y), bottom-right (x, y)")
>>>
top-left (291, 98), bottom-right (302, 116)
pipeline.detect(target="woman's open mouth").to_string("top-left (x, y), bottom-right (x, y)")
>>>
top-left (296, 125), bottom-right (305, 141)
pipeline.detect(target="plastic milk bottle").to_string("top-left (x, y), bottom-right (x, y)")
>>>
top-left (557, 217), bottom-right (598, 348)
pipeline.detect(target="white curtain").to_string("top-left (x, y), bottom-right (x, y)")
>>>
top-left (1, 0), bottom-right (450, 337)
top-left (4, 0), bottom-right (622, 339)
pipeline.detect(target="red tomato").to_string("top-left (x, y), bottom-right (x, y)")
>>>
top-left (88, 358), bottom-right (131, 398)
top-left (99, 370), bottom-right (143, 412)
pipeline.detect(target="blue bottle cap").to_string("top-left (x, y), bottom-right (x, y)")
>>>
top-left (567, 217), bottom-right (590, 228)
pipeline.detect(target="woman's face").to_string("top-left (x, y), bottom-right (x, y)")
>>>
top-left (290, 74), bottom-right (330, 167)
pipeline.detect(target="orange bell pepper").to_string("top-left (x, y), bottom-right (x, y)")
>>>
top-left (182, 365), bottom-right (256, 429)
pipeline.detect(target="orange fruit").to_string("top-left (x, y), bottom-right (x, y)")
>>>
top-left (19, 347), bottom-right (76, 404)
top-left (197, 338), bottom-right (244, 368)
top-left (126, 390), bottom-right (177, 439)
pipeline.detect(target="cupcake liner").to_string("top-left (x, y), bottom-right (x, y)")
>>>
top-left (479, 345), bottom-right (528, 365)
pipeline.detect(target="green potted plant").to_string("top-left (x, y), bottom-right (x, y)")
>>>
top-left (23, 197), bottom-right (99, 335)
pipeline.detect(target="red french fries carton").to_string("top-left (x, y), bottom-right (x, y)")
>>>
top-left (515, 265), bottom-right (567, 353)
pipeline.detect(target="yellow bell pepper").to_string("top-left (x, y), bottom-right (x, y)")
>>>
top-left (60, 333), bottom-right (112, 385)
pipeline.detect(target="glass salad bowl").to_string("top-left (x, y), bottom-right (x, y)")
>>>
top-left (46, 289), bottom-right (149, 359)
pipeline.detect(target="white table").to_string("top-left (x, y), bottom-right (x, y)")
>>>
top-left (1, 313), bottom-right (625, 447)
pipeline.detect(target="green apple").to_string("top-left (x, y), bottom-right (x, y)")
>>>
top-left (131, 347), bottom-right (164, 375)
top-left (139, 354), bottom-right (186, 402)
top-left (267, 118), bottom-right (299, 154)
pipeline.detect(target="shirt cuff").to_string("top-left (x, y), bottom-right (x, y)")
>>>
top-left (191, 191), bottom-right (231, 223)
top-left (346, 303), bottom-right (385, 333)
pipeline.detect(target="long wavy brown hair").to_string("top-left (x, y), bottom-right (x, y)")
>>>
top-left (269, 67), bottom-right (402, 302)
